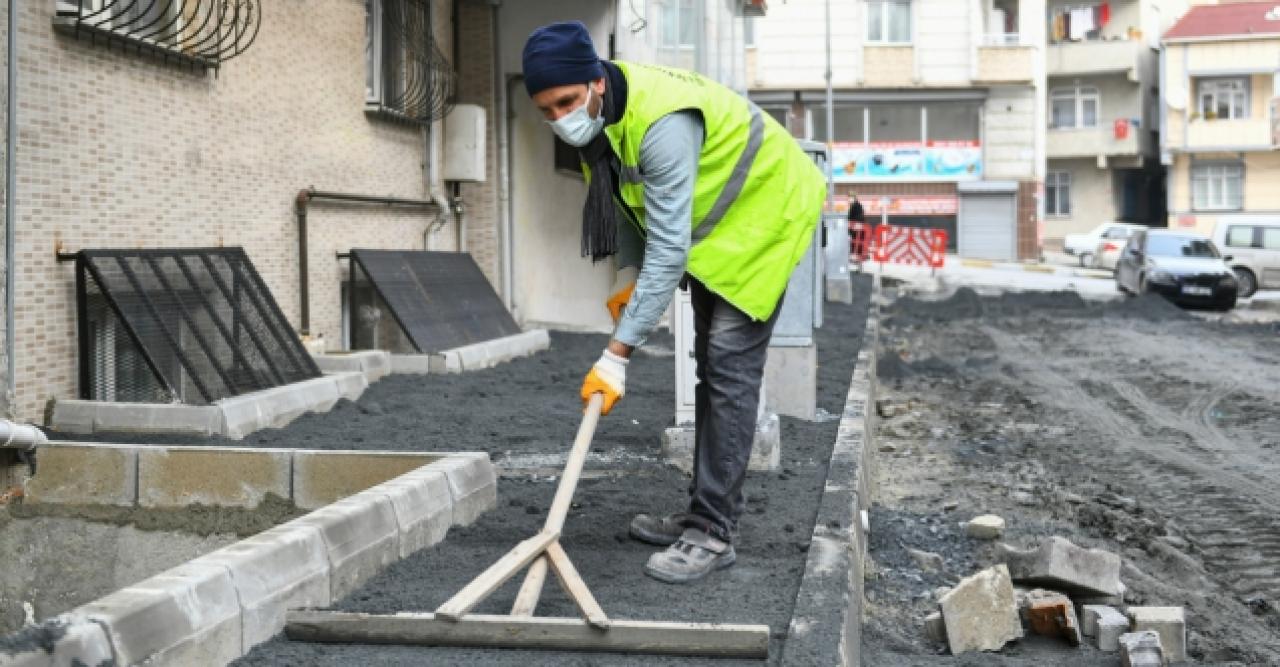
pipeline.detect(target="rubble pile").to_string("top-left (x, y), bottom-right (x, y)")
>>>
top-left (917, 531), bottom-right (1188, 663)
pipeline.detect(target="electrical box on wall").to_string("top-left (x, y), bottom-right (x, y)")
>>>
top-left (442, 104), bottom-right (486, 182)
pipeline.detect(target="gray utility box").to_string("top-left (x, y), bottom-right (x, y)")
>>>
top-left (823, 212), bottom-right (853, 304)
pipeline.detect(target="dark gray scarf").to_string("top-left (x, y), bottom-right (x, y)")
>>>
top-left (578, 82), bottom-right (621, 262)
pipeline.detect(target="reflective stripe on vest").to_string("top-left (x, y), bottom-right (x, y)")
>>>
top-left (692, 105), bottom-right (765, 244)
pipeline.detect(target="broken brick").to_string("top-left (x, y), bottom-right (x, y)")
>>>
top-left (1026, 594), bottom-right (1082, 646)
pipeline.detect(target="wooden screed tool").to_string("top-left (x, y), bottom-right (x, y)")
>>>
top-left (285, 393), bottom-right (770, 658)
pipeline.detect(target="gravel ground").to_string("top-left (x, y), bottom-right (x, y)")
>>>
top-left (70, 275), bottom-right (874, 666)
top-left (863, 287), bottom-right (1280, 666)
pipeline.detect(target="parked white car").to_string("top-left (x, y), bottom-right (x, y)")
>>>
top-left (1092, 224), bottom-right (1146, 271)
top-left (1064, 222), bottom-right (1146, 268)
top-left (1211, 217), bottom-right (1280, 298)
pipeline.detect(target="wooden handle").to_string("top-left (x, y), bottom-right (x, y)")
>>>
top-left (544, 392), bottom-right (603, 534)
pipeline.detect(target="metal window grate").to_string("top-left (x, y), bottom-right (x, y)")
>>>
top-left (348, 250), bottom-right (520, 354)
top-left (74, 248), bottom-right (321, 405)
top-left (53, 0), bottom-right (261, 71)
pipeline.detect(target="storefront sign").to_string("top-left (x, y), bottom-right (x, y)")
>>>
top-left (827, 194), bottom-right (958, 216)
top-left (830, 141), bottom-right (982, 182)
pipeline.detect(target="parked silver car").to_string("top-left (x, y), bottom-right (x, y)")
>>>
top-left (1212, 217), bottom-right (1280, 298)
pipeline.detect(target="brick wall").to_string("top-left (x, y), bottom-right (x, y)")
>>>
top-left (454, 1), bottom-right (502, 293)
top-left (1017, 180), bottom-right (1041, 260)
top-left (0, 0), bottom-right (470, 421)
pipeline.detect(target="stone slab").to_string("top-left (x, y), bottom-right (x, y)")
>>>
top-left (195, 522), bottom-right (332, 652)
top-left (1129, 606), bottom-right (1185, 662)
top-left (365, 469), bottom-right (455, 558)
top-left (390, 354), bottom-right (434, 374)
top-left (826, 276), bottom-right (854, 304)
top-left (137, 447), bottom-right (291, 508)
top-left (312, 350), bottom-right (391, 383)
top-left (294, 492), bottom-right (401, 600)
top-left (999, 536), bottom-right (1122, 597)
top-left (939, 564), bottom-right (1023, 654)
top-left (50, 400), bottom-right (222, 436)
top-left (0, 613), bottom-right (115, 667)
top-left (1086, 605), bottom-right (1130, 651)
top-left (424, 453), bottom-right (497, 527)
top-left (662, 412), bottom-right (781, 473)
top-left (79, 561), bottom-right (241, 666)
top-left (764, 344), bottom-right (818, 420)
top-left (426, 330), bottom-right (551, 374)
top-left (292, 450), bottom-right (441, 510)
top-left (1119, 630), bottom-right (1165, 667)
top-left (330, 371), bottom-right (369, 402)
top-left (23, 443), bottom-right (137, 506)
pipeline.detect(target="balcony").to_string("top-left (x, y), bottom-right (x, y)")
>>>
top-left (1047, 126), bottom-right (1139, 159)
top-left (973, 42), bottom-right (1035, 84)
top-left (1047, 39), bottom-right (1145, 80)
top-left (1183, 117), bottom-right (1274, 151)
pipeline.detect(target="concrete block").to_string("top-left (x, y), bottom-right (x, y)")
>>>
top-left (662, 412), bottom-right (781, 473)
top-left (939, 564), bottom-right (1022, 654)
top-left (24, 443), bottom-right (137, 506)
top-left (137, 447), bottom-right (291, 508)
top-left (216, 393), bottom-right (268, 440)
top-left (367, 469), bottom-right (454, 558)
top-left (1026, 594), bottom-right (1082, 646)
top-left (312, 351), bottom-right (391, 383)
top-left (965, 514), bottom-right (1005, 540)
top-left (79, 561), bottom-right (241, 666)
top-left (1119, 630), bottom-right (1165, 667)
top-left (48, 400), bottom-right (96, 435)
top-left (0, 613), bottom-right (114, 667)
top-left (998, 536), bottom-right (1122, 597)
top-left (826, 276), bottom-right (854, 304)
top-left (329, 371), bottom-right (368, 402)
top-left (196, 522), bottom-right (331, 652)
top-left (924, 611), bottom-right (947, 644)
top-left (424, 454), bottom-right (496, 527)
top-left (1084, 605), bottom-right (1130, 651)
top-left (1129, 606), bottom-right (1185, 662)
top-left (764, 344), bottom-right (818, 420)
top-left (294, 492), bottom-right (400, 600)
top-left (390, 354), bottom-right (433, 374)
top-left (59, 400), bottom-right (222, 436)
top-left (292, 450), bottom-right (440, 510)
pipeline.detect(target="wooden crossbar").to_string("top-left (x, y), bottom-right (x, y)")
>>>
top-left (285, 611), bottom-right (771, 658)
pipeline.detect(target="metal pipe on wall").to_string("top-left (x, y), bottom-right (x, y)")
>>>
top-left (5, 0), bottom-right (18, 416)
top-left (293, 188), bottom-right (439, 336)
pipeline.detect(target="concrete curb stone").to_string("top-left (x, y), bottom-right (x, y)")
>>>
top-left (367, 469), bottom-right (455, 558)
top-left (780, 274), bottom-right (879, 667)
top-left (426, 452), bottom-right (498, 526)
top-left (0, 613), bottom-right (114, 667)
top-left (22, 443), bottom-right (138, 506)
top-left (312, 350), bottom-right (392, 384)
top-left (295, 492), bottom-right (402, 600)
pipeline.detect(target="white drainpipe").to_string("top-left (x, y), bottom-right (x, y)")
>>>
top-left (0, 420), bottom-right (46, 451)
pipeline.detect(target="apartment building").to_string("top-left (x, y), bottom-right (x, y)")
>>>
top-left (0, 0), bottom-right (751, 422)
top-left (749, 0), bottom-right (1047, 261)
top-left (1160, 1), bottom-right (1280, 237)
top-left (1042, 0), bottom-right (1189, 247)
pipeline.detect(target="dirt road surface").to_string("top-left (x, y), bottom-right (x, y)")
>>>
top-left (864, 287), bottom-right (1280, 665)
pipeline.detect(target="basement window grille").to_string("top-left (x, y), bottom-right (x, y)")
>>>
top-left (53, 0), bottom-right (261, 71)
top-left (365, 0), bottom-right (456, 124)
top-left (348, 249), bottom-right (521, 354)
top-left (73, 248), bottom-right (321, 405)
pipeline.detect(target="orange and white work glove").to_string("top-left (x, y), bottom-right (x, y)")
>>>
top-left (606, 267), bottom-right (639, 324)
top-left (580, 349), bottom-right (627, 415)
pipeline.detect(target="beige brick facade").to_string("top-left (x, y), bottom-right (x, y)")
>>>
top-left (0, 0), bottom-right (502, 422)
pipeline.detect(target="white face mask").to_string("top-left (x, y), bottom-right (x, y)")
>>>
top-left (548, 85), bottom-right (605, 147)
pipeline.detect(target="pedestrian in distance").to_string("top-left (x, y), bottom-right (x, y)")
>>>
top-left (848, 193), bottom-right (868, 267)
top-left (521, 21), bottom-right (826, 584)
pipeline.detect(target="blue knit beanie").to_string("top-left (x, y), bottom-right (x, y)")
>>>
top-left (522, 21), bottom-right (605, 96)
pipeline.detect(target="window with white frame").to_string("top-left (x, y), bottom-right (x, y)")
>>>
top-left (1050, 86), bottom-right (1099, 129)
top-left (1191, 163), bottom-right (1243, 211)
top-left (660, 0), bottom-right (698, 48)
top-left (1197, 78), bottom-right (1249, 120)
top-left (1046, 171), bottom-right (1072, 216)
top-left (867, 0), bottom-right (912, 44)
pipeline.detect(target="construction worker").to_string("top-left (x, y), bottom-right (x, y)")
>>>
top-left (522, 22), bottom-right (825, 583)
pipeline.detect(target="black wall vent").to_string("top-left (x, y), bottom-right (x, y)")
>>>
top-left (348, 250), bottom-right (520, 354)
top-left (73, 248), bottom-right (320, 405)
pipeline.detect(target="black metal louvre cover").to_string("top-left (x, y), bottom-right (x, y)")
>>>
top-left (349, 250), bottom-right (520, 354)
top-left (77, 248), bottom-right (320, 405)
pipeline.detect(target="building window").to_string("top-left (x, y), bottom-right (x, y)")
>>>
top-left (867, 0), bottom-right (912, 44)
top-left (366, 0), bottom-right (453, 123)
top-left (1191, 163), bottom-right (1243, 211)
top-left (1050, 86), bottom-right (1099, 129)
top-left (660, 0), bottom-right (698, 48)
top-left (1197, 78), bottom-right (1249, 120)
top-left (1046, 171), bottom-right (1071, 216)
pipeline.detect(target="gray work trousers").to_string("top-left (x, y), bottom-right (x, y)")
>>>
top-left (687, 278), bottom-right (782, 542)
